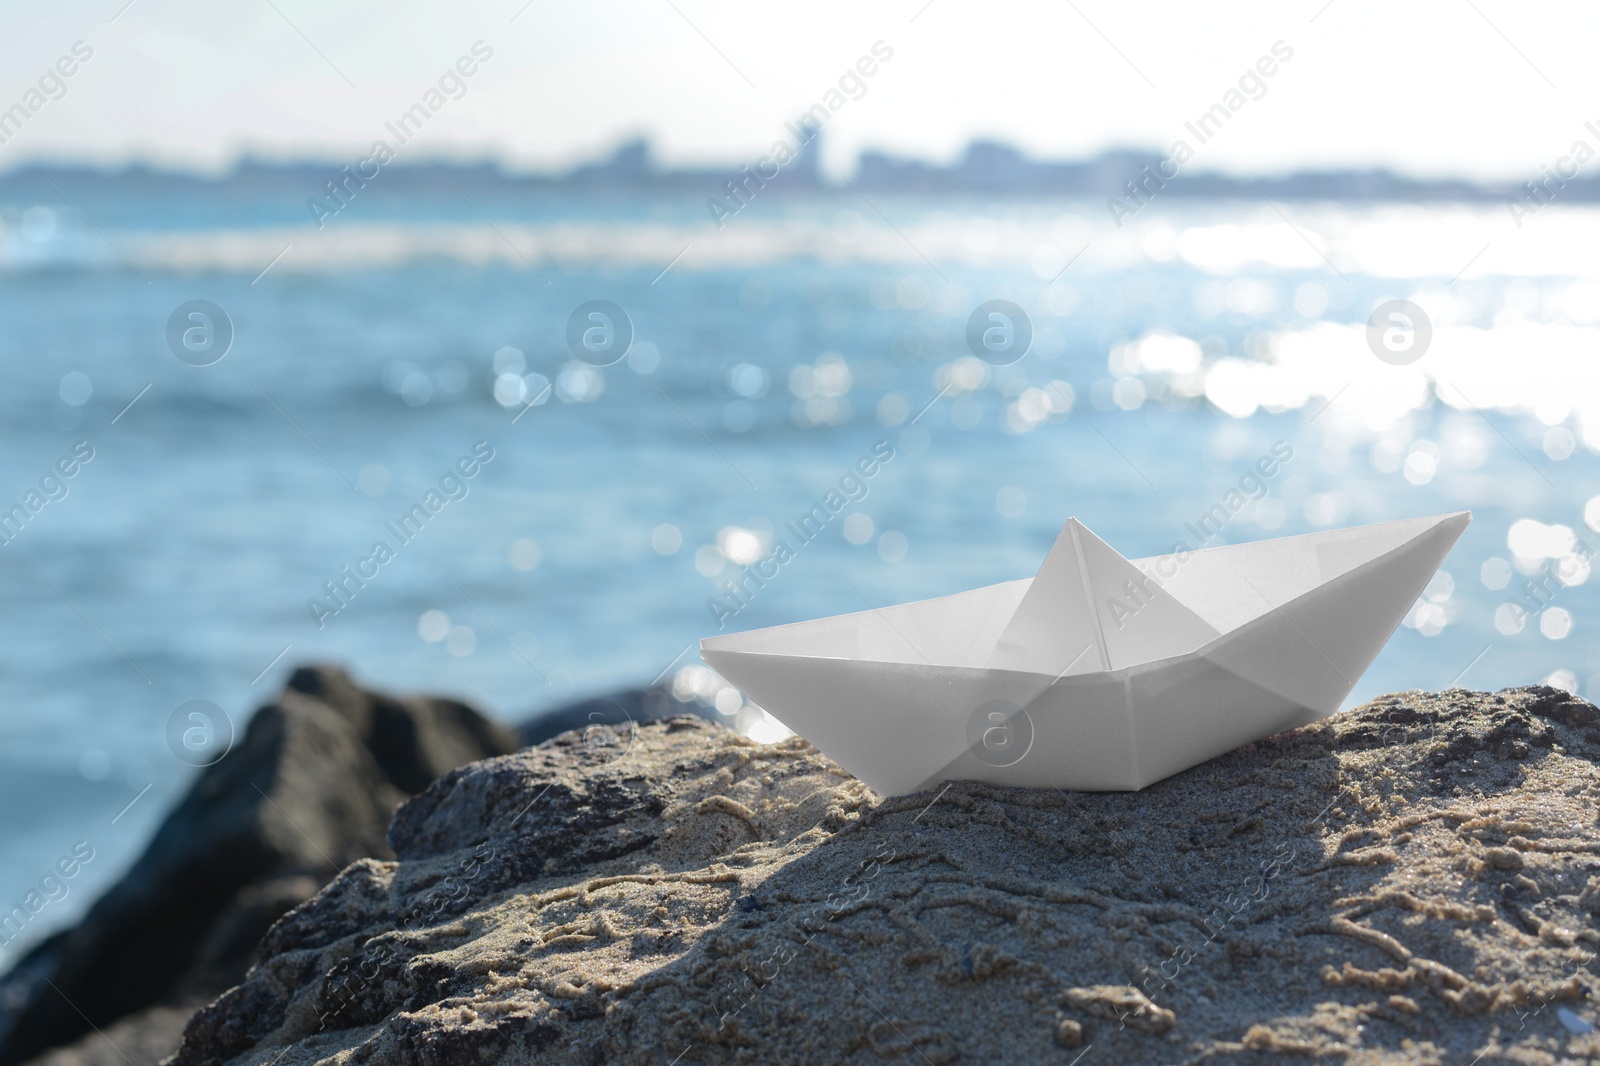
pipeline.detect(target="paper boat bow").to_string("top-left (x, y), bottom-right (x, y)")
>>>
top-left (702, 511), bottom-right (1470, 796)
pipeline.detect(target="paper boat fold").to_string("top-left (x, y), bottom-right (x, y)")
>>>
top-left (701, 511), bottom-right (1470, 796)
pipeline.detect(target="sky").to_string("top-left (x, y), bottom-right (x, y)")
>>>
top-left (0, 0), bottom-right (1597, 180)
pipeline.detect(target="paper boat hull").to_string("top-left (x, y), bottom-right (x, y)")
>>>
top-left (702, 512), bottom-right (1469, 796)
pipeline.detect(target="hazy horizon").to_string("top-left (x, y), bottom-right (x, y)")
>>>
top-left (0, 135), bottom-right (1563, 188)
top-left (1, 1), bottom-right (1594, 183)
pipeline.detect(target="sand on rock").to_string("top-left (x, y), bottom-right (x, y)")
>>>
top-left (171, 686), bottom-right (1600, 1065)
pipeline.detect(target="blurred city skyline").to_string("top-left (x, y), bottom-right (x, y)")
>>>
top-left (0, 133), bottom-right (1576, 207)
top-left (0, 0), bottom-right (1595, 182)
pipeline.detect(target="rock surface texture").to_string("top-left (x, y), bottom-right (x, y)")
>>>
top-left (168, 686), bottom-right (1600, 1065)
top-left (0, 665), bottom-right (522, 1066)
top-left (0, 670), bottom-right (723, 1066)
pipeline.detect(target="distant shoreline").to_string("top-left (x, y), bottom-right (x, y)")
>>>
top-left (0, 142), bottom-right (1559, 206)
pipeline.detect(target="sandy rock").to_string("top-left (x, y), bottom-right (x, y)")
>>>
top-left (167, 685), bottom-right (1600, 1065)
top-left (0, 666), bottom-right (521, 1066)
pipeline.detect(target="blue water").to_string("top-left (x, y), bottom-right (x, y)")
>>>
top-left (2, 182), bottom-right (1596, 966)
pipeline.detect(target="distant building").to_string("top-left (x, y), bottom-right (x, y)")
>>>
top-left (0, 137), bottom-right (1556, 205)
top-left (568, 138), bottom-right (653, 186)
top-left (786, 123), bottom-right (823, 188)
top-left (956, 140), bottom-right (1029, 191)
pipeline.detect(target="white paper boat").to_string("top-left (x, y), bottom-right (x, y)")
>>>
top-left (701, 511), bottom-right (1470, 796)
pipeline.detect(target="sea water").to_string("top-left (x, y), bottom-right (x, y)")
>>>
top-left (0, 182), bottom-right (1596, 963)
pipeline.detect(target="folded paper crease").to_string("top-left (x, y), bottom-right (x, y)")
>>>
top-left (701, 511), bottom-right (1470, 796)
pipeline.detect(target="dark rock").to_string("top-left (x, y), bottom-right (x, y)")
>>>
top-left (0, 665), bottom-right (520, 1066)
top-left (166, 687), bottom-right (1600, 1066)
top-left (515, 685), bottom-right (718, 748)
top-left (12, 1001), bottom-right (196, 1066)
